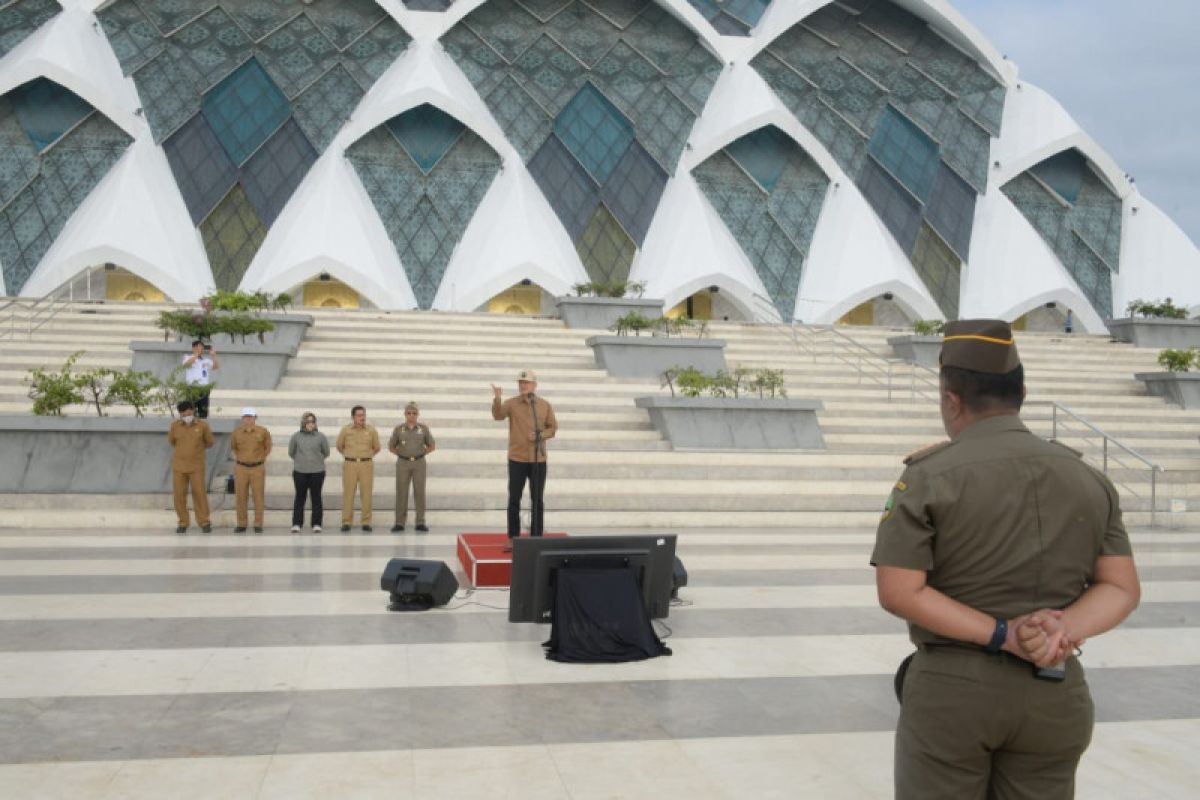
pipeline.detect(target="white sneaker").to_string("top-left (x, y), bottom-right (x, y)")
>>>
top-left (313, 525), bottom-right (322, 533)
top-left (290, 525), bottom-right (300, 533)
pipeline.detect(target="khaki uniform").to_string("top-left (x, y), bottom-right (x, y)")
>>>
top-left (389, 422), bottom-right (435, 525)
top-left (872, 415), bottom-right (1132, 799)
top-left (231, 425), bottom-right (272, 527)
top-left (337, 424), bottom-right (380, 525)
top-left (492, 394), bottom-right (557, 537)
top-left (168, 419), bottom-right (213, 527)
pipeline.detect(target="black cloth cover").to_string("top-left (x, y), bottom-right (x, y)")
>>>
top-left (544, 567), bottom-right (672, 663)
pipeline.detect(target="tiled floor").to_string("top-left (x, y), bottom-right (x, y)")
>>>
top-left (0, 526), bottom-right (1197, 798)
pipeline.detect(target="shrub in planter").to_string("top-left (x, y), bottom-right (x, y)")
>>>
top-left (574, 280), bottom-right (647, 298)
top-left (663, 366), bottom-right (787, 399)
top-left (612, 311), bottom-right (658, 336)
top-left (25, 351), bottom-right (85, 416)
top-left (25, 353), bottom-right (208, 418)
top-left (1127, 298), bottom-right (1189, 320)
top-left (912, 319), bottom-right (945, 335)
top-left (1157, 348), bottom-right (1199, 372)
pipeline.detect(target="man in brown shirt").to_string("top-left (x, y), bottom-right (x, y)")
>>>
top-left (231, 406), bottom-right (272, 533)
top-left (336, 405), bottom-right (381, 532)
top-left (389, 402), bottom-right (436, 533)
top-left (872, 320), bottom-right (1140, 799)
top-left (491, 369), bottom-right (557, 539)
top-left (167, 400), bottom-right (214, 534)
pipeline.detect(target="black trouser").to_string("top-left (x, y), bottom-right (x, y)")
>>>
top-left (194, 388), bottom-right (211, 419)
top-left (507, 459), bottom-right (546, 538)
top-left (292, 471), bottom-right (325, 527)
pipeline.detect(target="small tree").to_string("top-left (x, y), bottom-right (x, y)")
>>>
top-left (748, 367), bottom-right (788, 399)
top-left (26, 351), bottom-right (85, 416)
top-left (153, 364), bottom-right (211, 418)
top-left (1157, 348), bottom-right (1198, 373)
top-left (76, 367), bottom-right (112, 417)
top-left (612, 311), bottom-right (656, 336)
top-left (106, 369), bottom-right (161, 418)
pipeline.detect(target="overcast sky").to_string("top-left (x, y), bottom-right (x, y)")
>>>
top-left (951, 0), bottom-right (1199, 246)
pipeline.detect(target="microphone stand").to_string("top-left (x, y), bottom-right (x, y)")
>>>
top-left (529, 393), bottom-right (542, 538)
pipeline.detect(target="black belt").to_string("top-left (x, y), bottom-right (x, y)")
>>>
top-left (401, 455), bottom-right (425, 462)
top-left (236, 461), bottom-right (264, 468)
top-left (345, 457), bottom-right (372, 462)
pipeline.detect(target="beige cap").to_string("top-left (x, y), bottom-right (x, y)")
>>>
top-left (517, 369), bottom-right (538, 382)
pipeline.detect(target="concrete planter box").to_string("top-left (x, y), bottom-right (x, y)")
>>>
top-left (555, 296), bottom-right (664, 330)
top-left (1135, 372), bottom-right (1200, 409)
top-left (131, 340), bottom-right (297, 390)
top-left (635, 396), bottom-right (825, 449)
top-left (1107, 318), bottom-right (1200, 348)
top-left (888, 335), bottom-right (943, 368)
top-left (586, 335), bottom-right (727, 378)
top-left (258, 313), bottom-right (313, 349)
top-left (0, 416), bottom-right (236, 493)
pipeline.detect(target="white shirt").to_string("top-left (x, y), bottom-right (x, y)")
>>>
top-left (183, 354), bottom-right (214, 386)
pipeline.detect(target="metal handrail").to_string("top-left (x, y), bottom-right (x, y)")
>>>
top-left (1036, 400), bottom-right (1164, 527)
top-left (0, 297), bottom-right (28, 339)
top-left (781, 322), bottom-right (939, 402)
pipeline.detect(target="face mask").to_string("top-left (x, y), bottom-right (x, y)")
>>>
top-left (181, 415), bottom-right (195, 425)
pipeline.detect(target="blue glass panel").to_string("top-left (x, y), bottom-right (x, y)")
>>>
top-left (925, 161), bottom-right (975, 261)
top-left (858, 156), bottom-right (922, 255)
top-left (162, 112), bottom-right (238, 225)
top-left (404, 0), bottom-right (455, 10)
top-left (386, 104), bottom-right (467, 174)
top-left (723, 0), bottom-right (771, 28)
top-left (600, 140), bottom-right (667, 247)
top-left (201, 57), bottom-right (291, 166)
top-left (725, 126), bottom-right (792, 194)
top-left (240, 118), bottom-right (317, 227)
top-left (868, 106), bottom-right (939, 202)
top-left (554, 83), bottom-right (634, 184)
top-left (527, 134), bottom-right (600, 241)
top-left (8, 78), bottom-right (93, 151)
top-left (1030, 149), bottom-right (1086, 204)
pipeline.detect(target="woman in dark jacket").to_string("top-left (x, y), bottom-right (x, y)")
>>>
top-left (288, 412), bottom-right (329, 532)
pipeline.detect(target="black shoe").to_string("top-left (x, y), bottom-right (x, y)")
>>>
top-left (415, 524), bottom-right (429, 532)
top-left (362, 525), bottom-right (372, 532)
top-left (234, 527), bottom-right (247, 533)
top-left (340, 524), bottom-right (351, 533)
top-left (201, 524), bottom-right (212, 534)
top-left (391, 524), bottom-right (404, 532)
top-left (175, 526), bottom-right (187, 534)
top-left (254, 526), bottom-right (263, 534)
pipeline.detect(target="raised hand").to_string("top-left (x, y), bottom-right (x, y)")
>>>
top-left (490, 383), bottom-right (502, 399)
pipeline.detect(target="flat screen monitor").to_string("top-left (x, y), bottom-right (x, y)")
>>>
top-left (508, 534), bottom-right (678, 623)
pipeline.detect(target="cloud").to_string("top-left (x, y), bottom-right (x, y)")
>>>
top-left (952, 0), bottom-right (1200, 243)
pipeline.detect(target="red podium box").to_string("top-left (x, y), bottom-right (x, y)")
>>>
top-left (456, 532), bottom-right (568, 587)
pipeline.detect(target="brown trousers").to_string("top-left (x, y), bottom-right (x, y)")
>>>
top-left (895, 647), bottom-right (1094, 800)
top-left (172, 469), bottom-right (210, 527)
top-left (342, 460), bottom-right (374, 525)
top-left (234, 463), bottom-right (266, 527)
top-left (394, 458), bottom-right (427, 525)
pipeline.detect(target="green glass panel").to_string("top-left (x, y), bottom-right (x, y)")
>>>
top-left (200, 183), bottom-right (268, 292)
top-left (911, 223), bottom-right (961, 319)
top-left (575, 203), bottom-right (635, 286)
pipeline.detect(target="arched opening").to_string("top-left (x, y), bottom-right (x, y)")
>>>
top-left (836, 294), bottom-right (918, 327)
top-left (302, 274), bottom-right (360, 309)
top-left (103, 266), bottom-right (166, 302)
top-left (484, 281), bottom-right (551, 316)
top-left (1012, 302), bottom-right (1074, 333)
top-left (666, 287), bottom-right (753, 322)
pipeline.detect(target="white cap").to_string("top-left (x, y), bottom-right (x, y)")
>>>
top-left (240, 407), bottom-right (258, 417)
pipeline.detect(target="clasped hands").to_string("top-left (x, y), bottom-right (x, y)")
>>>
top-left (1008, 609), bottom-right (1082, 668)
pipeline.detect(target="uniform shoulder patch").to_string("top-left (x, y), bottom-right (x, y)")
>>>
top-left (903, 440), bottom-right (953, 465)
top-left (1049, 439), bottom-right (1083, 458)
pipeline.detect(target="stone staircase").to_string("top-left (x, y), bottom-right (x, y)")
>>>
top-left (1, 301), bottom-right (1197, 530)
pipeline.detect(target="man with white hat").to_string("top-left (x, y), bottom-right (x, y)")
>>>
top-left (231, 406), bottom-right (272, 533)
top-left (491, 369), bottom-right (558, 540)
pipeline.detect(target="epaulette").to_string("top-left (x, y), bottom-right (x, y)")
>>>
top-left (903, 440), bottom-right (953, 465)
top-left (1049, 439), bottom-right (1083, 458)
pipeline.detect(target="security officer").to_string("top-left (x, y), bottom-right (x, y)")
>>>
top-left (389, 402), bottom-right (436, 533)
top-left (872, 319), bottom-right (1141, 799)
top-left (231, 406), bottom-right (272, 533)
top-left (336, 404), bottom-right (381, 532)
top-left (167, 400), bottom-right (214, 534)
top-left (491, 369), bottom-right (557, 539)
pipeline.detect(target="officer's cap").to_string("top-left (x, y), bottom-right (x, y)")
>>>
top-left (240, 406), bottom-right (258, 417)
top-left (517, 369), bottom-right (538, 383)
top-left (940, 320), bottom-right (1021, 374)
top-left (404, 402), bottom-right (419, 413)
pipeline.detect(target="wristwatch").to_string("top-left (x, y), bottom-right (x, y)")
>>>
top-left (984, 617), bottom-right (1008, 654)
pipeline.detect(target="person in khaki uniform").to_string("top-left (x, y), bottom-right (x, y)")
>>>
top-left (389, 402), bottom-right (436, 533)
top-left (336, 405), bottom-right (381, 532)
top-left (491, 369), bottom-right (557, 539)
top-left (231, 406), bottom-right (272, 533)
top-left (167, 400), bottom-right (214, 534)
top-left (872, 320), bottom-right (1141, 800)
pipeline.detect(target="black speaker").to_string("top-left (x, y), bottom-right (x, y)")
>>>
top-left (381, 559), bottom-right (459, 611)
top-left (671, 556), bottom-right (687, 599)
